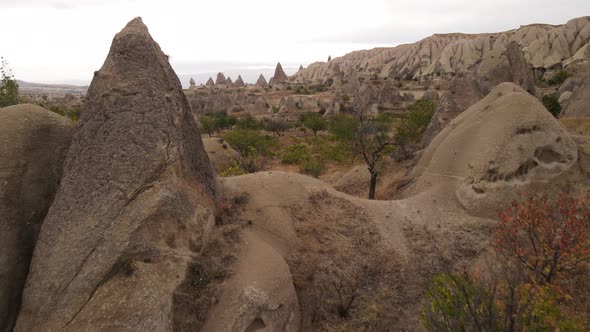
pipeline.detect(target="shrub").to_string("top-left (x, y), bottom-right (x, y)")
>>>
top-left (299, 156), bottom-right (325, 178)
top-left (223, 129), bottom-right (276, 172)
top-left (281, 144), bottom-right (309, 165)
top-left (542, 94), bottom-right (561, 118)
top-left (546, 70), bottom-right (571, 86)
top-left (494, 189), bottom-right (590, 284)
top-left (263, 119), bottom-right (290, 136)
top-left (236, 114), bottom-right (262, 130)
top-left (397, 99), bottom-right (435, 142)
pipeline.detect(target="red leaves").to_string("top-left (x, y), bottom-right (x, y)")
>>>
top-left (494, 188), bottom-right (590, 284)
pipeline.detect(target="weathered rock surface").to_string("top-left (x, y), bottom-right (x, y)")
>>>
top-left (256, 74), bottom-right (268, 87)
top-left (206, 77), bottom-right (215, 86)
top-left (189, 78), bottom-right (196, 90)
top-left (422, 73), bottom-right (483, 146)
top-left (226, 76), bottom-right (234, 88)
top-left (0, 104), bottom-right (73, 331)
top-left (269, 62), bottom-right (288, 85)
top-left (15, 17), bottom-right (218, 331)
top-left (292, 17), bottom-right (590, 84)
top-left (407, 83), bottom-right (578, 215)
top-left (560, 71), bottom-right (590, 118)
top-left (234, 75), bottom-right (245, 87)
top-left (216, 72), bottom-right (227, 85)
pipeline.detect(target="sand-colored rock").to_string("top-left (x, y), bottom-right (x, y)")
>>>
top-left (189, 78), bottom-right (196, 90)
top-left (560, 71), bottom-right (590, 118)
top-left (216, 72), bottom-right (227, 85)
top-left (206, 77), bottom-right (215, 86)
top-left (292, 17), bottom-right (590, 84)
top-left (226, 76), bottom-right (234, 88)
top-left (559, 91), bottom-right (573, 110)
top-left (15, 17), bottom-right (218, 331)
top-left (269, 62), bottom-right (288, 85)
top-left (234, 75), bottom-right (245, 87)
top-left (202, 137), bottom-right (240, 173)
top-left (407, 83), bottom-right (578, 215)
top-left (256, 74), bottom-right (268, 87)
top-left (422, 73), bottom-right (483, 146)
top-left (0, 104), bottom-right (73, 331)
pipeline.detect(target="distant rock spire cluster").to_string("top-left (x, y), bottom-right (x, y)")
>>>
top-left (188, 61), bottom-right (291, 88)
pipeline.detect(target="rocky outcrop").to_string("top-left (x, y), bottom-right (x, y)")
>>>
top-left (292, 17), bottom-right (590, 84)
top-left (476, 41), bottom-right (537, 96)
top-left (560, 71), bottom-right (590, 118)
top-left (15, 17), bottom-right (218, 331)
top-left (422, 87), bottom-right (439, 102)
top-left (206, 77), bottom-right (215, 86)
top-left (226, 76), bottom-right (234, 88)
top-left (189, 78), bottom-right (196, 90)
top-left (327, 55), bottom-right (331, 62)
top-left (269, 62), bottom-right (288, 86)
top-left (216, 72), bottom-right (227, 85)
top-left (422, 73), bottom-right (483, 146)
top-left (234, 75), bottom-right (245, 87)
top-left (0, 104), bottom-right (73, 331)
top-left (256, 74), bottom-right (268, 87)
top-left (406, 83), bottom-right (578, 215)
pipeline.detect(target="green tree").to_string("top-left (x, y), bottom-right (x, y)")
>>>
top-left (395, 98), bottom-right (435, 160)
top-left (223, 129), bottom-right (276, 172)
top-left (542, 94), bottom-right (561, 118)
top-left (329, 114), bottom-right (359, 141)
top-left (264, 118), bottom-right (290, 136)
top-left (236, 114), bottom-right (262, 130)
top-left (0, 57), bottom-right (19, 108)
top-left (301, 112), bottom-right (327, 135)
top-left (199, 115), bottom-right (217, 137)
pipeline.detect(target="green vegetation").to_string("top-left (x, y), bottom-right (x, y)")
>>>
top-left (198, 112), bottom-right (237, 136)
top-left (48, 105), bottom-right (82, 123)
top-left (0, 57), bottom-right (19, 108)
top-left (546, 70), bottom-right (572, 86)
top-left (300, 112), bottom-right (328, 135)
top-left (329, 114), bottom-right (359, 141)
top-left (299, 156), bottom-right (325, 178)
top-left (280, 144), bottom-right (309, 165)
top-left (263, 118), bottom-right (290, 136)
top-left (423, 189), bottom-right (589, 331)
top-left (395, 98), bottom-right (435, 160)
top-left (236, 114), bottom-right (262, 130)
top-left (542, 94), bottom-right (561, 118)
top-left (223, 129), bottom-right (276, 172)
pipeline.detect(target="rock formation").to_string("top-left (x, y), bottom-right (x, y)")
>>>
top-left (206, 77), bottom-right (215, 86)
top-left (292, 17), bottom-right (590, 84)
top-left (0, 104), bottom-right (73, 331)
top-left (15, 17), bottom-right (218, 331)
top-left (422, 73), bottom-right (483, 146)
top-left (406, 83), bottom-right (578, 215)
top-left (475, 41), bottom-right (537, 96)
top-left (256, 73), bottom-right (268, 87)
top-left (269, 62), bottom-right (288, 85)
top-left (560, 71), bottom-right (590, 118)
top-left (216, 72), bottom-right (227, 85)
top-left (327, 55), bottom-right (331, 62)
top-left (225, 76), bottom-right (233, 88)
top-left (234, 75), bottom-right (245, 87)
top-left (298, 65), bottom-right (304, 72)
top-left (189, 78), bottom-right (196, 90)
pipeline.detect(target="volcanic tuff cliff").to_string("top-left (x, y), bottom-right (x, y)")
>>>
top-left (292, 17), bottom-right (590, 83)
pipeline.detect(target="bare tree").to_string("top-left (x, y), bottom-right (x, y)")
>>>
top-left (353, 109), bottom-right (394, 200)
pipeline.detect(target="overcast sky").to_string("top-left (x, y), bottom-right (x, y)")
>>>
top-left (1, 0), bottom-right (589, 85)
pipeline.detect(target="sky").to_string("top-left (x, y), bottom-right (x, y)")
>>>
top-left (1, 0), bottom-right (589, 86)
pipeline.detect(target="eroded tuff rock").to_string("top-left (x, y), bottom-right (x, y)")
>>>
top-left (216, 72), bottom-right (227, 85)
top-left (476, 41), bottom-right (537, 96)
top-left (0, 104), bottom-right (73, 331)
top-left (15, 17), bottom-right (218, 331)
top-left (189, 78), bottom-right (196, 90)
top-left (226, 76), bottom-right (234, 88)
top-left (560, 71), bottom-right (590, 118)
top-left (422, 73), bottom-right (483, 146)
top-left (206, 77), bottom-right (215, 86)
top-left (234, 75), bottom-right (245, 87)
top-left (292, 17), bottom-right (590, 84)
top-left (269, 62), bottom-right (288, 85)
top-left (256, 74), bottom-right (268, 87)
top-left (407, 83), bottom-right (578, 215)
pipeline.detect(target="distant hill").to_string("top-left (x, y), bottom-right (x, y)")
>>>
top-left (16, 80), bottom-right (88, 96)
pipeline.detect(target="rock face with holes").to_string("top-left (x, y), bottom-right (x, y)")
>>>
top-left (406, 83), bottom-right (578, 215)
top-left (0, 104), bottom-right (73, 332)
top-left (15, 17), bottom-right (218, 331)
